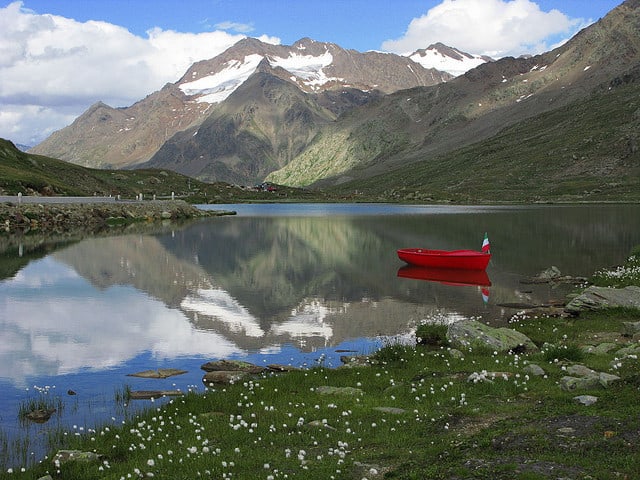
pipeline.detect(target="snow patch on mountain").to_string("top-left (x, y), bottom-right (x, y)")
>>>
top-left (179, 54), bottom-right (263, 104)
top-left (271, 50), bottom-right (339, 88)
top-left (179, 49), bottom-right (340, 104)
top-left (408, 44), bottom-right (490, 77)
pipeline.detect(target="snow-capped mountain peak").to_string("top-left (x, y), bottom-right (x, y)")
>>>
top-left (407, 42), bottom-right (492, 77)
top-left (178, 38), bottom-right (451, 105)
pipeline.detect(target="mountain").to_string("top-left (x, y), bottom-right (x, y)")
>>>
top-left (27, 0), bottom-right (640, 201)
top-left (14, 143), bottom-right (32, 152)
top-left (30, 37), bottom-right (451, 184)
top-left (265, 0), bottom-right (640, 196)
top-left (407, 43), bottom-right (492, 76)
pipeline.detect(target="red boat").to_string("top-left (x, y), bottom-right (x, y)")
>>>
top-left (398, 234), bottom-right (491, 270)
top-left (397, 266), bottom-right (491, 286)
top-left (397, 248), bottom-right (491, 270)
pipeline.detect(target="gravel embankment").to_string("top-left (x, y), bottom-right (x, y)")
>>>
top-left (0, 200), bottom-right (233, 234)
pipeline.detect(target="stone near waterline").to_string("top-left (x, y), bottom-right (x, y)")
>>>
top-left (565, 285), bottom-right (640, 314)
top-left (447, 319), bottom-right (538, 353)
top-left (127, 368), bottom-right (188, 379)
top-left (129, 390), bottom-right (184, 400)
top-left (268, 364), bottom-right (303, 372)
top-left (52, 450), bottom-right (102, 465)
top-left (523, 364), bottom-right (546, 376)
top-left (339, 355), bottom-right (373, 368)
top-left (24, 408), bottom-right (56, 423)
top-left (202, 370), bottom-right (248, 386)
top-left (201, 359), bottom-right (266, 374)
top-left (574, 395), bottom-right (599, 406)
top-left (315, 386), bottom-right (364, 396)
top-left (520, 266), bottom-right (588, 285)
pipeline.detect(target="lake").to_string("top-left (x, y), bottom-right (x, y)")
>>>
top-left (1, 203), bottom-right (639, 469)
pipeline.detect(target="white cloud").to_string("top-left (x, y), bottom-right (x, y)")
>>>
top-left (0, 1), bottom-right (279, 146)
top-left (382, 0), bottom-right (586, 58)
top-left (215, 20), bottom-right (255, 33)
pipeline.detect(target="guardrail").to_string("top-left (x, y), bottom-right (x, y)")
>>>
top-left (0, 194), bottom-right (119, 204)
top-left (0, 193), bottom-right (183, 204)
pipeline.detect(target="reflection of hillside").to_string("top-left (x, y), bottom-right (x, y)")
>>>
top-left (54, 235), bottom-right (213, 307)
top-left (159, 217), bottom-right (402, 321)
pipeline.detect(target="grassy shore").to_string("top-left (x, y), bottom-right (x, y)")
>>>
top-left (3, 256), bottom-right (640, 479)
top-left (4, 313), bottom-right (639, 479)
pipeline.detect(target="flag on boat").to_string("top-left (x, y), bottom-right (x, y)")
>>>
top-left (481, 287), bottom-right (490, 304)
top-left (481, 233), bottom-right (490, 254)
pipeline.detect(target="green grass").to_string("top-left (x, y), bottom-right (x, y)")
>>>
top-left (4, 305), bottom-right (640, 479)
top-left (591, 245), bottom-right (640, 287)
top-left (0, 139), bottom-right (333, 203)
top-left (328, 82), bottom-right (640, 204)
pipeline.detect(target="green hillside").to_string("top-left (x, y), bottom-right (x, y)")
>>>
top-left (0, 139), bottom-right (327, 203)
top-left (328, 80), bottom-right (640, 203)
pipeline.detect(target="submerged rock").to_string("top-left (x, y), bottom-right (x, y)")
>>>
top-left (201, 359), bottom-right (265, 374)
top-left (129, 390), bottom-right (184, 400)
top-left (127, 368), bottom-right (188, 378)
top-left (24, 408), bottom-right (56, 423)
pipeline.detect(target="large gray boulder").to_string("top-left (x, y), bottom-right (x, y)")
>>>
top-left (565, 286), bottom-right (640, 314)
top-left (447, 320), bottom-right (538, 353)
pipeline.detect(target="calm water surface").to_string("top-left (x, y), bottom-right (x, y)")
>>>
top-left (1, 203), bottom-right (639, 468)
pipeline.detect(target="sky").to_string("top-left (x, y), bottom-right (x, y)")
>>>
top-left (0, 0), bottom-right (625, 147)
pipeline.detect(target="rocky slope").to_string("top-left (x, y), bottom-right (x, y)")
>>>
top-left (266, 0), bottom-right (640, 187)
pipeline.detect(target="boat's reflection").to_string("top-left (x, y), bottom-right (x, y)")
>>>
top-left (397, 265), bottom-right (491, 286)
top-left (397, 266), bottom-right (491, 303)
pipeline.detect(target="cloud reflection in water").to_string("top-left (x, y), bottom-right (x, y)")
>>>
top-left (0, 258), bottom-right (239, 387)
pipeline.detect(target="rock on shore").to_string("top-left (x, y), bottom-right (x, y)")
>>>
top-left (0, 200), bottom-right (233, 234)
